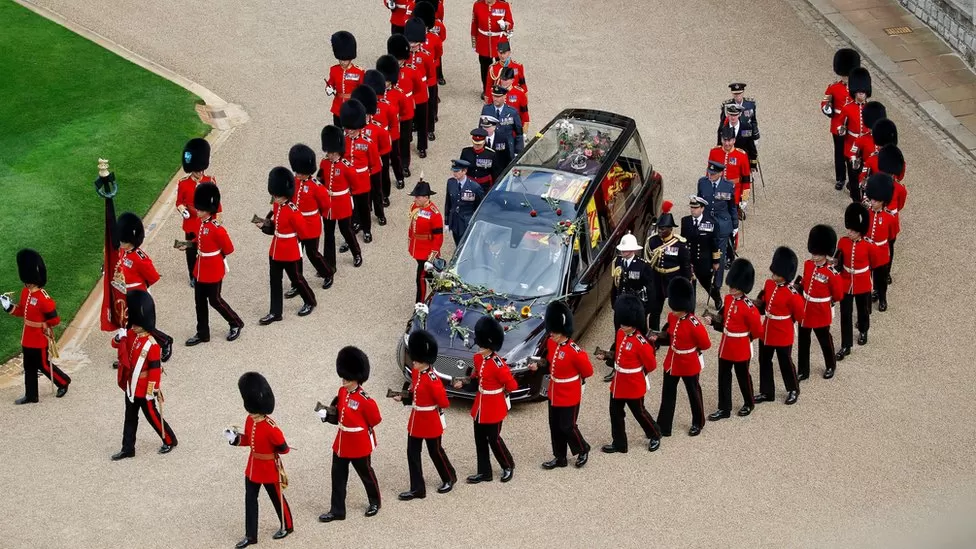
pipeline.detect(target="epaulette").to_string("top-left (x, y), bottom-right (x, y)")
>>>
top-left (360, 390), bottom-right (372, 400)
top-left (743, 297), bottom-right (755, 308)
top-left (569, 341), bottom-right (582, 353)
top-left (689, 316), bottom-right (701, 326)
top-left (266, 416), bottom-right (278, 427)
top-left (288, 202), bottom-right (299, 211)
top-left (491, 355), bottom-right (504, 367)
top-left (135, 249), bottom-right (149, 259)
top-left (419, 46), bottom-right (431, 55)
top-left (40, 289), bottom-right (51, 299)
top-left (426, 370), bottom-right (438, 381)
top-left (735, 147), bottom-right (747, 154)
top-left (513, 85), bottom-right (526, 93)
top-left (722, 98), bottom-right (734, 105)
top-left (361, 135), bottom-right (373, 143)
top-left (341, 158), bottom-right (354, 167)
top-left (635, 333), bottom-right (648, 345)
top-left (673, 234), bottom-right (687, 243)
top-left (744, 97), bottom-right (756, 103)
top-left (428, 203), bottom-right (440, 213)
top-left (484, 146), bottom-right (496, 152)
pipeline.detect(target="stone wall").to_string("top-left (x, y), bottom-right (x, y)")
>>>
top-left (898, 0), bottom-right (976, 66)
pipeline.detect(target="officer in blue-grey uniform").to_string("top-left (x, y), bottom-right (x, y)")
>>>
top-left (479, 116), bottom-right (514, 175)
top-left (720, 83), bottom-right (759, 141)
top-left (680, 195), bottom-right (723, 311)
top-left (444, 159), bottom-right (485, 245)
top-left (696, 160), bottom-right (738, 298)
top-left (480, 85), bottom-right (524, 156)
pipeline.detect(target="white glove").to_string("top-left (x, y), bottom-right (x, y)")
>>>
top-left (223, 428), bottom-right (238, 443)
top-left (180, 207), bottom-right (191, 220)
top-left (317, 409), bottom-right (330, 420)
top-left (326, 85), bottom-right (336, 97)
top-left (837, 126), bottom-right (847, 136)
top-left (116, 327), bottom-right (127, 339)
top-left (739, 201), bottom-right (748, 210)
top-left (498, 19), bottom-right (508, 30)
top-left (0, 294), bottom-right (12, 313)
top-left (733, 228), bottom-right (739, 238)
top-left (822, 104), bottom-right (832, 116)
top-left (385, 0), bottom-right (396, 9)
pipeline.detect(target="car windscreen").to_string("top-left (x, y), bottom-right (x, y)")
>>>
top-left (517, 118), bottom-right (624, 175)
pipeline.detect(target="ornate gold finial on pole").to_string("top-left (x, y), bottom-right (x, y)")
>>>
top-left (98, 158), bottom-right (110, 178)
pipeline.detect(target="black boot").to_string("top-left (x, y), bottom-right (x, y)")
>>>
top-left (707, 409), bottom-right (730, 421)
top-left (857, 332), bottom-right (868, 346)
top-left (835, 347), bottom-right (851, 361)
top-left (235, 537), bottom-right (257, 548)
top-left (284, 287), bottom-right (299, 299)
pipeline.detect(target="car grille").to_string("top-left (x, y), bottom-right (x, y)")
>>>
top-left (433, 354), bottom-right (473, 378)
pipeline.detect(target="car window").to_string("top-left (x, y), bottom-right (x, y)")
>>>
top-left (518, 118), bottom-right (623, 175)
top-left (584, 196), bottom-right (610, 254)
top-left (601, 136), bottom-right (646, 227)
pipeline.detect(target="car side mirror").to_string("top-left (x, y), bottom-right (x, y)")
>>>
top-left (569, 281), bottom-right (591, 297)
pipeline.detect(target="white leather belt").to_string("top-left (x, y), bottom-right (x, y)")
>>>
top-left (275, 232), bottom-right (297, 238)
top-left (806, 296), bottom-right (832, 303)
top-left (886, 208), bottom-right (898, 215)
top-left (328, 189), bottom-right (349, 196)
top-left (614, 366), bottom-right (643, 374)
top-left (413, 404), bottom-right (437, 411)
top-left (198, 250), bottom-right (221, 257)
top-left (551, 375), bottom-right (580, 383)
top-left (867, 238), bottom-right (888, 246)
top-left (395, 3), bottom-right (407, 7)
top-left (845, 266), bottom-right (869, 274)
top-left (479, 386), bottom-right (504, 395)
top-left (672, 347), bottom-right (697, 355)
top-left (404, 91), bottom-right (413, 98)
top-left (301, 210), bottom-right (317, 217)
top-left (848, 131), bottom-right (863, 138)
top-left (723, 330), bottom-right (750, 337)
top-left (338, 425), bottom-right (364, 432)
top-left (766, 314), bottom-right (791, 321)
top-left (478, 29), bottom-right (505, 36)
top-left (125, 282), bottom-right (143, 288)
top-left (355, 167), bottom-right (368, 173)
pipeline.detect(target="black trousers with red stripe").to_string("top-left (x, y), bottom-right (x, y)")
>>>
top-left (330, 454), bottom-right (381, 517)
top-left (840, 292), bottom-right (871, 348)
top-left (121, 395), bottom-right (177, 452)
top-left (415, 259), bottom-right (428, 304)
top-left (427, 84), bottom-right (439, 133)
top-left (407, 435), bottom-right (457, 493)
top-left (832, 134), bottom-right (847, 183)
top-left (399, 120), bottom-right (413, 170)
top-left (353, 192), bottom-right (372, 234)
top-left (323, 218), bottom-right (360, 272)
top-left (797, 326), bottom-right (835, 378)
top-left (296, 236), bottom-right (332, 281)
top-left (758, 342), bottom-right (799, 397)
top-left (245, 477), bottom-right (292, 540)
top-left (380, 154), bottom-right (392, 201)
top-left (717, 358), bottom-right (755, 411)
top-left (389, 141), bottom-right (404, 188)
top-left (370, 172), bottom-right (386, 220)
top-left (548, 403), bottom-right (590, 460)
top-left (413, 102), bottom-right (429, 152)
top-left (473, 421), bottom-right (513, 476)
top-left (269, 258), bottom-right (315, 316)
top-left (657, 372), bottom-right (705, 432)
top-left (609, 397), bottom-right (660, 451)
top-left (22, 346), bottom-right (69, 400)
top-left (184, 231), bottom-right (197, 280)
top-left (194, 281), bottom-right (243, 339)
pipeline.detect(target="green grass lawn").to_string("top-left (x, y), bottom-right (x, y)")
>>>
top-left (0, 0), bottom-right (208, 362)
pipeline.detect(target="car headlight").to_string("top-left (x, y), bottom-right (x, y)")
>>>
top-left (505, 340), bottom-right (533, 372)
top-left (511, 357), bottom-right (529, 371)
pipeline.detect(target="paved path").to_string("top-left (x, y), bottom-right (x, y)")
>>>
top-left (2, 0), bottom-right (976, 547)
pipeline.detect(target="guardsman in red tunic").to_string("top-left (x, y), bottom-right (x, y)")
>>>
top-left (877, 144), bottom-right (907, 284)
top-left (386, 0), bottom-right (411, 34)
top-left (710, 126), bottom-right (752, 216)
top-left (3, 249), bottom-right (70, 404)
top-left (839, 67), bottom-right (872, 202)
top-left (453, 317), bottom-right (517, 484)
top-left (858, 117), bottom-right (897, 186)
top-left (650, 277), bottom-right (710, 437)
top-left (184, 183), bottom-right (243, 345)
top-left (836, 203), bottom-right (881, 360)
top-left (848, 101), bottom-right (885, 196)
top-left (413, 5), bottom-right (443, 137)
top-left (864, 174), bottom-right (896, 312)
top-left (341, 99), bottom-right (382, 245)
top-left (471, 0), bottom-right (514, 93)
top-left (413, 1), bottom-right (448, 85)
top-left (822, 48), bottom-right (860, 190)
top-left (796, 225), bottom-right (844, 380)
top-left (325, 31), bottom-right (364, 126)
top-left (113, 213), bottom-right (175, 362)
top-left (363, 70), bottom-right (398, 208)
top-left (227, 372), bottom-right (293, 548)
top-left (407, 179), bottom-right (444, 304)
top-left (319, 347), bottom-right (383, 521)
top-left (394, 330), bottom-right (457, 499)
top-left (175, 138), bottom-right (221, 286)
top-left (754, 248), bottom-right (804, 405)
top-left (254, 167), bottom-right (316, 325)
top-left (111, 290), bottom-right (177, 460)
top-left (492, 67), bottom-right (530, 130)
top-left (285, 145), bottom-right (333, 295)
top-left (318, 125), bottom-right (363, 278)
top-left (702, 259), bottom-right (762, 420)
top-left (528, 301), bottom-right (593, 469)
top-left (377, 54), bottom-right (412, 186)
top-left (406, 19), bottom-right (436, 154)
top-left (484, 41), bottom-right (527, 99)
top-left (352, 85), bottom-right (391, 227)
top-left (596, 295), bottom-right (662, 453)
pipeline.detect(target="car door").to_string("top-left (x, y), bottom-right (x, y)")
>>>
top-left (569, 197), bottom-right (613, 335)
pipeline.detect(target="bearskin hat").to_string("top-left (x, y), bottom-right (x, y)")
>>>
top-left (193, 182), bottom-right (220, 213)
top-left (364, 69), bottom-right (387, 96)
top-left (865, 173), bottom-right (895, 203)
top-left (844, 203), bottom-right (870, 235)
top-left (545, 300), bottom-right (575, 336)
top-left (288, 144), bottom-right (316, 175)
top-left (321, 125), bottom-right (345, 155)
top-left (726, 258), bottom-right (756, 294)
top-left (16, 248), bottom-right (46, 287)
top-left (116, 212), bottom-right (145, 248)
top-left (833, 48), bottom-right (861, 77)
top-left (351, 85), bottom-right (378, 116)
top-left (331, 31), bottom-right (357, 61)
top-left (807, 225), bottom-right (837, 256)
top-left (126, 289), bottom-right (156, 332)
top-left (267, 166), bottom-right (295, 198)
top-left (339, 99), bottom-right (367, 130)
top-left (182, 138), bottom-right (210, 173)
top-left (613, 294), bottom-right (646, 333)
top-left (474, 316), bottom-right (505, 352)
top-left (769, 247), bottom-right (799, 281)
top-left (877, 145), bottom-right (905, 177)
top-left (377, 55), bottom-right (400, 84)
top-left (336, 346), bottom-right (370, 383)
top-left (387, 34), bottom-right (411, 61)
top-left (414, 1), bottom-right (437, 29)
top-left (848, 67), bottom-right (872, 97)
top-left (863, 101), bottom-right (887, 132)
top-left (667, 277), bottom-right (695, 313)
top-left (407, 330), bottom-right (439, 365)
top-left (872, 118), bottom-right (898, 147)
top-left (238, 372), bottom-right (275, 415)
top-left (405, 17), bottom-right (427, 43)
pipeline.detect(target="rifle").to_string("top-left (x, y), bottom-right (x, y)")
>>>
top-left (386, 388), bottom-right (409, 400)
